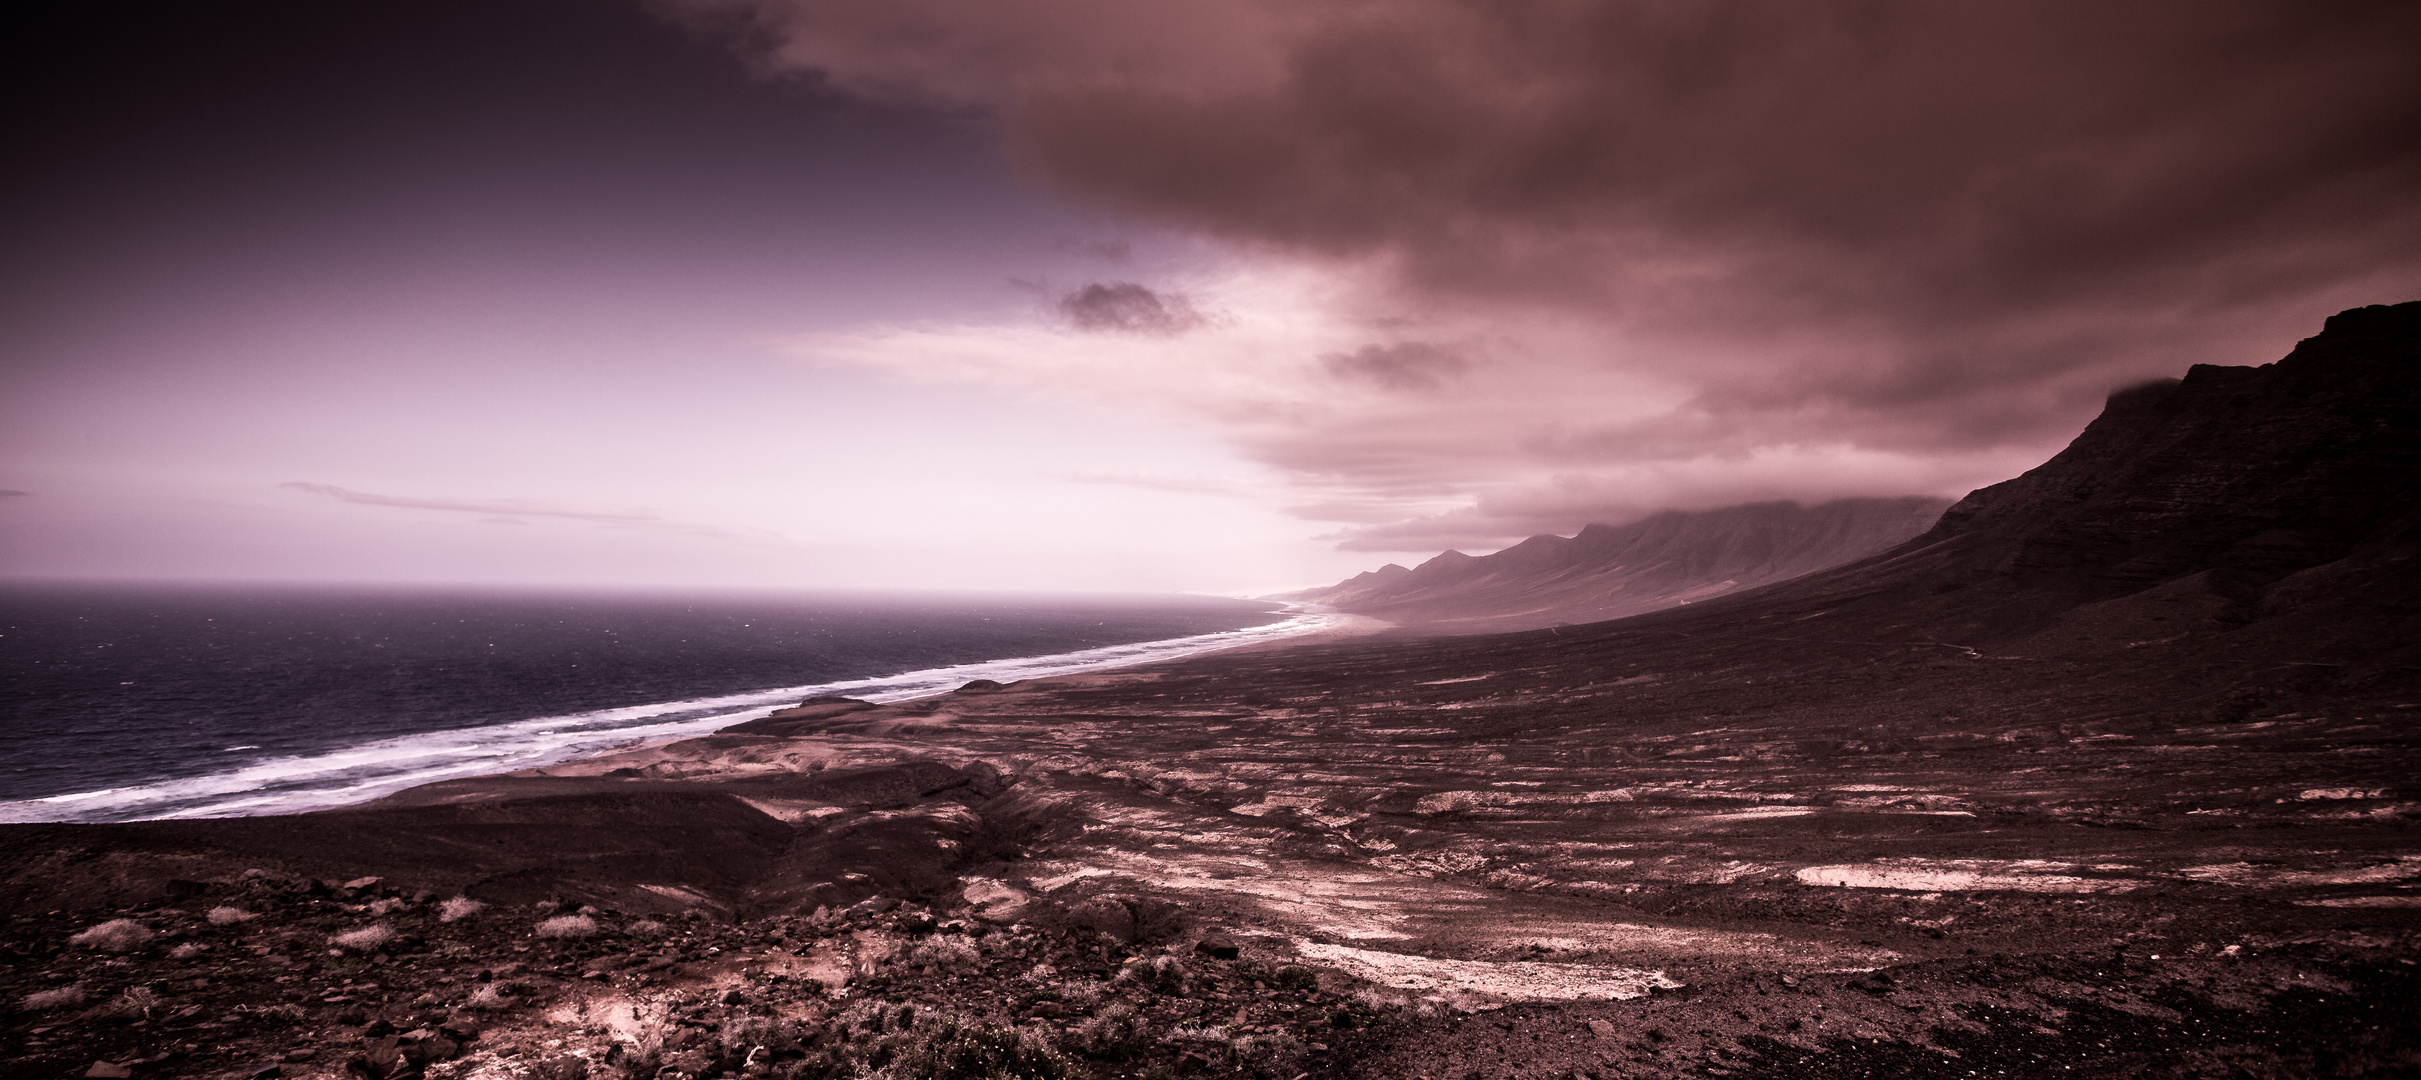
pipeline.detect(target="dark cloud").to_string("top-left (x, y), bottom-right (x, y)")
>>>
top-left (1323, 342), bottom-right (1468, 391)
top-left (710, 0), bottom-right (2419, 399)
top-left (1057, 281), bottom-right (1204, 334)
top-left (688, 0), bottom-right (2421, 551)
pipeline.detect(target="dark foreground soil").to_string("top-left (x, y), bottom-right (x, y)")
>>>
top-left (6, 563), bottom-right (2419, 1078)
top-left (5, 871), bottom-right (2417, 1080)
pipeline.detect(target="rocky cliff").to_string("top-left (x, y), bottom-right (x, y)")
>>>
top-left (1724, 300), bottom-right (2421, 656)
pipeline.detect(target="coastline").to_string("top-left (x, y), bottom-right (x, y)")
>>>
top-left (0, 607), bottom-right (1345, 826)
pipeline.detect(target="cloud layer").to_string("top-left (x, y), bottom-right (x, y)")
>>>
top-left (282, 483), bottom-right (661, 524)
top-left (685, 0), bottom-right (2421, 552)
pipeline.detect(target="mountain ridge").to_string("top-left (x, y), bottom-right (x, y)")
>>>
top-left (1658, 299), bottom-right (2421, 658)
top-left (1284, 496), bottom-right (1954, 632)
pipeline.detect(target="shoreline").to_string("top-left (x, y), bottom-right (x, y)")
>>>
top-left (0, 607), bottom-right (1346, 826)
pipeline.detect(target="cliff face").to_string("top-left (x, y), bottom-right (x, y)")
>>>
top-left (1683, 300), bottom-right (2421, 657)
top-left (1288, 497), bottom-right (1952, 632)
top-left (1923, 302), bottom-right (2421, 600)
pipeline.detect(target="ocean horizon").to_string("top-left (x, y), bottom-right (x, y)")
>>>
top-left (0, 582), bottom-right (1323, 824)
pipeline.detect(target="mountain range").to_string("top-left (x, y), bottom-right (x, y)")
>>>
top-left (1283, 497), bottom-right (1951, 632)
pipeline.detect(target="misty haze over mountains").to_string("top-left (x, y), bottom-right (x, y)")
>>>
top-left (1285, 497), bottom-right (1952, 632)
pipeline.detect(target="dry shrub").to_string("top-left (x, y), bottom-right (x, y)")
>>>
top-left (1352, 987), bottom-right (1409, 1012)
top-left (438, 896), bottom-right (486, 923)
top-left (1070, 1001), bottom-right (1151, 1060)
top-left (20, 986), bottom-right (86, 1012)
top-left (906, 935), bottom-right (983, 975)
top-left (465, 983), bottom-right (513, 1011)
top-left (234, 1002), bottom-right (310, 1023)
top-left (206, 906), bottom-right (256, 926)
top-left (70, 919), bottom-right (154, 953)
top-left (1165, 1022), bottom-right (1230, 1045)
top-left (890, 1014), bottom-right (1082, 1080)
top-left (715, 1014), bottom-right (805, 1071)
top-left (329, 925), bottom-right (396, 953)
top-left (170, 942), bottom-right (206, 961)
top-left (110, 987), bottom-right (160, 1020)
top-left (625, 919), bottom-right (666, 938)
top-left (1116, 954), bottom-right (1191, 996)
top-left (536, 914), bottom-right (599, 939)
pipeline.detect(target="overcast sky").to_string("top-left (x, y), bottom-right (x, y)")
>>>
top-left (4, 0), bottom-right (2416, 594)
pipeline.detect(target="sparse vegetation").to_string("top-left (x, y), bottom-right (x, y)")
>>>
top-left (329, 924), bottom-right (396, 952)
top-left (206, 905), bottom-right (255, 925)
top-left (1069, 1000), bottom-right (1150, 1060)
top-left (438, 896), bottom-right (486, 922)
top-left (109, 986), bottom-right (160, 1019)
top-left (68, 919), bottom-right (153, 953)
top-left (20, 985), bottom-right (86, 1011)
top-left (1115, 953), bottom-right (1192, 996)
top-left (886, 1013), bottom-right (1083, 1080)
top-left (536, 914), bottom-right (599, 939)
top-left (907, 934), bottom-right (983, 975)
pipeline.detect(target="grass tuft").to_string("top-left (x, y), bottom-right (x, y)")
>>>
top-left (438, 896), bottom-right (487, 923)
top-left (536, 914), bottom-right (600, 939)
top-left (69, 919), bottom-right (154, 953)
top-left (20, 986), bottom-right (86, 1012)
top-left (329, 924), bottom-right (396, 953)
top-left (206, 906), bottom-right (256, 925)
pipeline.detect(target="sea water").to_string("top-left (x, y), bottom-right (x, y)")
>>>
top-left (0, 583), bottom-right (1323, 823)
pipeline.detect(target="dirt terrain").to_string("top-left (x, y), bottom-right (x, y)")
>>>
top-left (2, 304), bottom-right (2417, 1078)
top-left (3, 622), bottom-right (2416, 1079)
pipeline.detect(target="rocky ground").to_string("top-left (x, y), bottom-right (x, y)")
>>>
top-left (5, 610), bottom-right (2418, 1078)
top-left (1, 872), bottom-right (1403, 1080)
top-left (5, 865), bottom-right (2415, 1080)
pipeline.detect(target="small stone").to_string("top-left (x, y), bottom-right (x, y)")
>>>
top-left (1194, 934), bottom-right (1242, 960)
top-left (1587, 1019), bottom-right (1617, 1040)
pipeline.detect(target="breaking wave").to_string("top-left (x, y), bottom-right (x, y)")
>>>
top-left (0, 610), bottom-right (1338, 824)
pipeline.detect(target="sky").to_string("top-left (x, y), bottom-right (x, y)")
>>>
top-left (3, 0), bottom-right (2416, 595)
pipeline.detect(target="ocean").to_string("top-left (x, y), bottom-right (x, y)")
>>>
top-left (0, 583), bottom-right (1321, 823)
